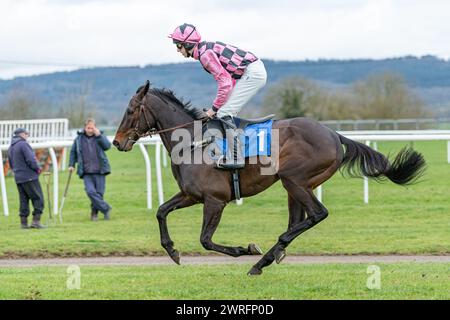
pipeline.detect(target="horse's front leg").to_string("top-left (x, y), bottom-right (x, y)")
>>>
top-left (200, 196), bottom-right (263, 257)
top-left (156, 192), bottom-right (197, 264)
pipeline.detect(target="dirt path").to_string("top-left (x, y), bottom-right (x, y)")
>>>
top-left (0, 255), bottom-right (449, 267)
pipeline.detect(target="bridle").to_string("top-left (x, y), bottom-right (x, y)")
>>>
top-left (129, 93), bottom-right (208, 141)
top-left (130, 95), bottom-right (156, 140)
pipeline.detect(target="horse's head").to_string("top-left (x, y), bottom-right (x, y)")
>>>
top-left (113, 80), bottom-right (156, 152)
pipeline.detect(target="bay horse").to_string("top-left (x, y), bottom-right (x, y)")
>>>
top-left (113, 80), bottom-right (426, 275)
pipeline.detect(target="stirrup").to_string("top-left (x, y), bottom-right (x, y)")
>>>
top-left (215, 156), bottom-right (244, 170)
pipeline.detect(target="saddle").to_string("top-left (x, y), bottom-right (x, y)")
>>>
top-left (233, 114), bottom-right (275, 130)
top-left (198, 114), bottom-right (275, 202)
top-left (204, 114), bottom-right (275, 135)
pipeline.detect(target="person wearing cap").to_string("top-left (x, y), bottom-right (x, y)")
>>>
top-left (168, 23), bottom-right (267, 170)
top-left (68, 118), bottom-right (112, 221)
top-left (7, 128), bottom-right (45, 229)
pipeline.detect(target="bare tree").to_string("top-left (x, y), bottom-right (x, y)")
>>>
top-left (351, 73), bottom-right (431, 119)
top-left (0, 87), bottom-right (46, 119)
top-left (263, 77), bottom-right (328, 119)
top-left (263, 73), bottom-right (432, 120)
top-left (56, 82), bottom-right (96, 128)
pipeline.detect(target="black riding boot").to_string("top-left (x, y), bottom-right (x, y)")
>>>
top-left (20, 216), bottom-right (29, 229)
top-left (30, 214), bottom-right (45, 229)
top-left (216, 116), bottom-right (245, 170)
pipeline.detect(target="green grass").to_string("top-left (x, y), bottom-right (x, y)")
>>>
top-left (0, 141), bottom-right (449, 257)
top-left (1, 141), bottom-right (449, 300)
top-left (0, 263), bottom-right (448, 299)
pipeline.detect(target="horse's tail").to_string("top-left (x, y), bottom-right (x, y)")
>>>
top-left (338, 134), bottom-right (426, 185)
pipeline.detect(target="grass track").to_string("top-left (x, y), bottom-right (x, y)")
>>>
top-left (1, 139), bottom-right (449, 300)
top-left (0, 140), bottom-right (449, 257)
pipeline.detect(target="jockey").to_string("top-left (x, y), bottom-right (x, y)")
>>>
top-left (169, 23), bottom-right (267, 170)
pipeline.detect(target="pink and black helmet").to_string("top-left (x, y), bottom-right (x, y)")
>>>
top-left (168, 23), bottom-right (201, 48)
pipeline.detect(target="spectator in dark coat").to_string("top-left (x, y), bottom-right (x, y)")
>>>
top-left (7, 128), bottom-right (45, 229)
top-left (68, 118), bottom-right (112, 221)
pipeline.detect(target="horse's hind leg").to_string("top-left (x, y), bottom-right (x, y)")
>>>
top-left (200, 196), bottom-right (263, 257)
top-left (248, 178), bottom-right (328, 275)
top-left (273, 194), bottom-right (308, 264)
top-left (288, 194), bottom-right (307, 229)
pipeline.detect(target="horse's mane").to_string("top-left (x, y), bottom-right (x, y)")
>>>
top-left (141, 86), bottom-right (204, 120)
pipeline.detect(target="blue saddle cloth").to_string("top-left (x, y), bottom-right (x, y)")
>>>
top-left (213, 120), bottom-right (273, 158)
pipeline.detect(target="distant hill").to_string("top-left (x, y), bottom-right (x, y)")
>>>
top-left (1, 55), bottom-right (450, 124)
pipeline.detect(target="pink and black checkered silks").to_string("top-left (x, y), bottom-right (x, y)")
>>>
top-left (197, 41), bottom-right (258, 79)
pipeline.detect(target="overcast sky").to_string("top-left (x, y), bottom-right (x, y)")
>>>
top-left (1, 0), bottom-right (450, 79)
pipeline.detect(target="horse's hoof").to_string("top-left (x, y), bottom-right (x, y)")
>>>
top-left (248, 243), bottom-right (263, 255)
top-left (275, 249), bottom-right (286, 264)
top-left (170, 250), bottom-right (180, 265)
top-left (247, 266), bottom-right (263, 276)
